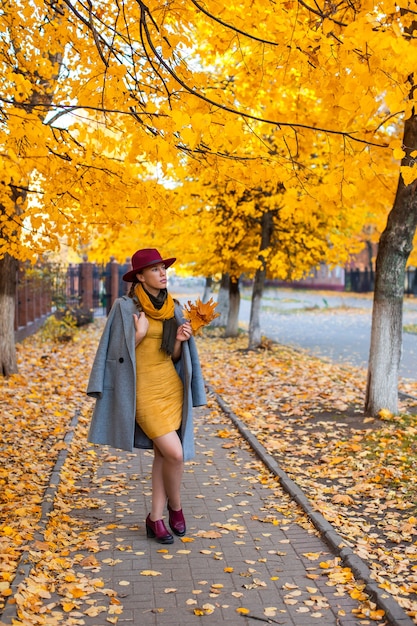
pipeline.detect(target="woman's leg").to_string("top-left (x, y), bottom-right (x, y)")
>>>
top-left (149, 445), bottom-right (166, 521)
top-left (150, 431), bottom-right (183, 520)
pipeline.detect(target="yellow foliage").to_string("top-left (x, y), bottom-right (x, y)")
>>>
top-left (400, 165), bottom-right (417, 186)
top-left (39, 313), bottom-right (77, 343)
top-left (0, 0), bottom-right (414, 282)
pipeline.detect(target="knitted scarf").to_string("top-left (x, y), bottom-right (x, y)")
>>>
top-left (134, 283), bottom-right (178, 356)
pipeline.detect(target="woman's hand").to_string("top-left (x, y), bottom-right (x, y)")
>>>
top-left (172, 321), bottom-right (192, 361)
top-left (176, 321), bottom-right (193, 343)
top-left (133, 312), bottom-right (149, 346)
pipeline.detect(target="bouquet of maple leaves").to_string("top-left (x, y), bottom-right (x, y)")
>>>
top-left (182, 297), bottom-right (220, 334)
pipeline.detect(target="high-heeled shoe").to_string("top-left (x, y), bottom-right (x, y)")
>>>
top-left (146, 514), bottom-right (174, 544)
top-left (168, 503), bottom-right (186, 536)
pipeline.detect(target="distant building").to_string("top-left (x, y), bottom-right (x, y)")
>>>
top-left (276, 264), bottom-right (345, 291)
top-left (276, 243), bottom-right (378, 291)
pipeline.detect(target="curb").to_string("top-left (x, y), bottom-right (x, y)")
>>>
top-left (0, 410), bottom-right (80, 625)
top-left (207, 384), bottom-right (415, 626)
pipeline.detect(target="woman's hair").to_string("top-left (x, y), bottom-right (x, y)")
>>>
top-left (128, 281), bottom-right (138, 298)
top-left (128, 280), bottom-right (143, 313)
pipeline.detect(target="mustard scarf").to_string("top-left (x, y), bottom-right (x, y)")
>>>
top-left (134, 283), bottom-right (178, 355)
top-left (134, 283), bottom-right (175, 320)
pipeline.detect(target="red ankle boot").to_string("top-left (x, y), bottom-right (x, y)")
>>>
top-left (168, 503), bottom-right (186, 536)
top-left (146, 514), bottom-right (174, 544)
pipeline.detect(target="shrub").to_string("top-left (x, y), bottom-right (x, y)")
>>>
top-left (40, 312), bottom-right (77, 342)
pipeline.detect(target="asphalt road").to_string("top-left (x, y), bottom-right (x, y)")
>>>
top-left (239, 287), bottom-right (417, 381)
top-left (172, 282), bottom-right (417, 382)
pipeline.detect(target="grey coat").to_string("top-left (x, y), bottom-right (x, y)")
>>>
top-left (86, 295), bottom-right (206, 461)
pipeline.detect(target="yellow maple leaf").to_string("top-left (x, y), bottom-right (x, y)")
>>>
top-left (370, 609), bottom-right (385, 619)
top-left (350, 586), bottom-right (368, 601)
top-left (182, 297), bottom-right (219, 334)
top-left (216, 428), bottom-right (232, 438)
top-left (69, 586), bottom-right (85, 598)
top-left (302, 552), bottom-right (321, 560)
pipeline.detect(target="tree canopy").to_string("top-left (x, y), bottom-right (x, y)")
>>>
top-left (1, 0), bottom-right (409, 272)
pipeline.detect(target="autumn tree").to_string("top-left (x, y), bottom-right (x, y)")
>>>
top-left (0, 2), bottom-right (64, 374)
top-left (159, 146), bottom-right (373, 347)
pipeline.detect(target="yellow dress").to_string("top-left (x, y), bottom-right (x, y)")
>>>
top-left (135, 316), bottom-right (183, 439)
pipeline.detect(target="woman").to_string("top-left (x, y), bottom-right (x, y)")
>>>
top-left (87, 248), bottom-right (206, 544)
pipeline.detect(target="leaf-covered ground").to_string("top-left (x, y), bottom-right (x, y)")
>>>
top-left (0, 329), bottom-right (99, 617)
top-left (198, 329), bottom-right (417, 622)
top-left (1, 317), bottom-right (417, 624)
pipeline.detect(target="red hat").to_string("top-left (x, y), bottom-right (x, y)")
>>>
top-left (122, 248), bottom-right (176, 282)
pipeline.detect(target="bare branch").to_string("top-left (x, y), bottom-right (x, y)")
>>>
top-left (86, 0), bottom-right (109, 67)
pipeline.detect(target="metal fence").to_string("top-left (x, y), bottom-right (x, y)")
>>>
top-left (345, 268), bottom-right (417, 295)
top-left (14, 266), bottom-right (53, 341)
top-left (405, 268), bottom-right (417, 296)
top-left (344, 268), bottom-right (374, 293)
top-left (14, 261), bottom-right (131, 341)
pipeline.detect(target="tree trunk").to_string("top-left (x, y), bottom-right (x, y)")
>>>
top-left (211, 273), bottom-right (229, 327)
top-left (0, 254), bottom-right (18, 376)
top-left (202, 276), bottom-right (213, 303)
top-left (248, 211), bottom-right (274, 349)
top-left (366, 240), bottom-right (375, 289)
top-left (225, 277), bottom-right (240, 337)
top-left (365, 113), bottom-right (417, 415)
top-left (248, 270), bottom-right (265, 349)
